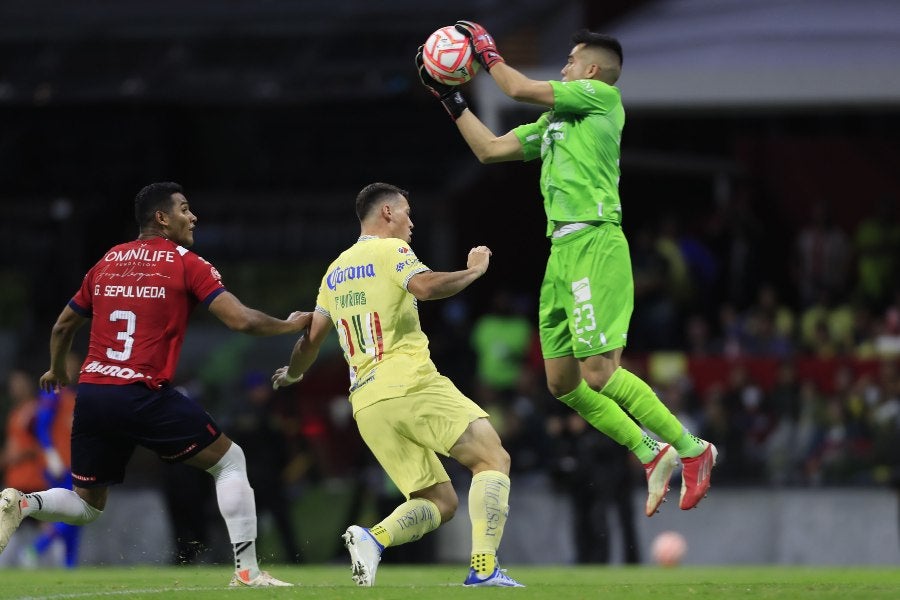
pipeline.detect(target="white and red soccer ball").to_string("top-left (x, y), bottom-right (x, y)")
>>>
top-left (421, 25), bottom-right (479, 86)
top-left (651, 531), bottom-right (687, 567)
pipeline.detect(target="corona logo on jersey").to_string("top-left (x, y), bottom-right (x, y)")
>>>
top-left (326, 263), bottom-right (376, 291)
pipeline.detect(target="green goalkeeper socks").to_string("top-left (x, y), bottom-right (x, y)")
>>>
top-left (556, 380), bottom-right (644, 454)
top-left (600, 367), bottom-right (683, 443)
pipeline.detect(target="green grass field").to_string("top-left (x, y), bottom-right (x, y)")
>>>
top-left (2, 565), bottom-right (899, 600)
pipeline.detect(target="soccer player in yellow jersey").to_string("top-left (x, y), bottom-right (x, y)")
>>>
top-left (271, 182), bottom-right (523, 588)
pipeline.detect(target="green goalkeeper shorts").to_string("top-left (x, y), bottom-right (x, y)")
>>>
top-left (538, 222), bottom-right (634, 359)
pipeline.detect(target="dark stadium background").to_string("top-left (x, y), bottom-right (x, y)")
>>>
top-left (1, 0), bottom-right (899, 567)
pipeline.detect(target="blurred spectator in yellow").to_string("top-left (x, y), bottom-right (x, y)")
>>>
top-left (854, 196), bottom-right (900, 309)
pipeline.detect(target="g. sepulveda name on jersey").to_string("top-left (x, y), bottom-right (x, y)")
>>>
top-left (72, 237), bottom-right (225, 388)
top-left (316, 237), bottom-right (434, 413)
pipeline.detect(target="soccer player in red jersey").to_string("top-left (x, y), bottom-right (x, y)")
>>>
top-left (0, 182), bottom-right (310, 587)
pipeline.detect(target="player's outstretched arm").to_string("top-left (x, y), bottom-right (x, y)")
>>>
top-left (455, 113), bottom-right (524, 164)
top-left (40, 305), bottom-right (87, 393)
top-left (455, 20), bottom-right (554, 107)
top-left (209, 291), bottom-right (311, 336)
top-left (407, 245), bottom-right (491, 301)
top-left (415, 45), bottom-right (469, 122)
top-left (272, 311), bottom-right (333, 389)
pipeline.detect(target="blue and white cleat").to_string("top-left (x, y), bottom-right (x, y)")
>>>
top-left (463, 566), bottom-right (525, 587)
top-left (342, 525), bottom-right (384, 587)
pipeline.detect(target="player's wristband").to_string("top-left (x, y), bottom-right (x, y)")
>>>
top-left (282, 371), bottom-right (304, 384)
top-left (440, 91), bottom-right (468, 121)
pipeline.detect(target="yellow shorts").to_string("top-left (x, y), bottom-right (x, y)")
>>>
top-left (355, 373), bottom-right (489, 498)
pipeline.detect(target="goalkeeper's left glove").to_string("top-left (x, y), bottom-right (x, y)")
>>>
top-left (416, 45), bottom-right (468, 122)
top-left (455, 20), bottom-right (505, 71)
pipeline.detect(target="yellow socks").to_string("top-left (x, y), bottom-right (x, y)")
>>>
top-left (469, 470), bottom-right (510, 576)
top-left (370, 497), bottom-right (441, 548)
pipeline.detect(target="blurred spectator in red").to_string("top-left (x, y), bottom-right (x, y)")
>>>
top-left (2, 370), bottom-right (44, 495)
top-left (0, 370), bottom-right (44, 566)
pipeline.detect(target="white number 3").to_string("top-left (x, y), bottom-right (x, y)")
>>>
top-left (107, 310), bottom-right (136, 361)
top-left (573, 303), bottom-right (597, 335)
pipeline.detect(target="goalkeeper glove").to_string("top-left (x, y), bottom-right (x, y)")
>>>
top-left (416, 45), bottom-right (468, 121)
top-left (455, 20), bottom-right (505, 71)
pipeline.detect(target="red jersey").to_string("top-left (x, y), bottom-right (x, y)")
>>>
top-left (69, 237), bottom-right (225, 389)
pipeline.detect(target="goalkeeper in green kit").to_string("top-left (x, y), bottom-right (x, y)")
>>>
top-left (416, 23), bottom-right (717, 517)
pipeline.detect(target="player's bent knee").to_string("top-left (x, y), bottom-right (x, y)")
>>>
top-left (437, 497), bottom-right (458, 523)
top-left (493, 446), bottom-right (512, 474)
top-left (547, 377), bottom-right (578, 399)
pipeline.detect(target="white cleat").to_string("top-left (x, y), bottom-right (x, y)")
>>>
top-left (643, 444), bottom-right (678, 517)
top-left (342, 525), bottom-right (383, 587)
top-left (0, 488), bottom-right (25, 555)
top-left (229, 570), bottom-right (294, 587)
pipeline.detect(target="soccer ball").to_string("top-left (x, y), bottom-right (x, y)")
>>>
top-left (421, 25), bottom-right (479, 86)
top-left (651, 531), bottom-right (687, 567)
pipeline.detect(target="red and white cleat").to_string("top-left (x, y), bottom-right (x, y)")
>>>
top-left (679, 442), bottom-right (718, 510)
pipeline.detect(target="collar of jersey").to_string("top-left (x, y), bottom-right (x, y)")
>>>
top-left (357, 235), bottom-right (380, 242)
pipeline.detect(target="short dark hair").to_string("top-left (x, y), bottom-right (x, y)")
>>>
top-left (355, 182), bottom-right (409, 222)
top-left (572, 30), bottom-right (623, 65)
top-left (134, 181), bottom-right (183, 227)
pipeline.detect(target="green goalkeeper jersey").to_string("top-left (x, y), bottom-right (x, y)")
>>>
top-left (513, 78), bottom-right (625, 237)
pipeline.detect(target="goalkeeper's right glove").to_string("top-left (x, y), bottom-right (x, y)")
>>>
top-left (416, 45), bottom-right (468, 122)
top-left (455, 20), bottom-right (505, 71)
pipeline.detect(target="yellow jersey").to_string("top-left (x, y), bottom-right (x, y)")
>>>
top-left (315, 236), bottom-right (437, 413)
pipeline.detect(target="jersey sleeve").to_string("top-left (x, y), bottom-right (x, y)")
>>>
top-left (389, 241), bottom-right (430, 290)
top-left (550, 79), bottom-right (620, 115)
top-left (69, 268), bottom-right (95, 317)
top-left (182, 250), bottom-right (226, 305)
top-left (315, 281), bottom-right (332, 320)
top-left (513, 112), bottom-right (550, 162)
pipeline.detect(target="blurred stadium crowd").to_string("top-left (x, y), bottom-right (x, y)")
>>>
top-left (1, 0), bottom-right (899, 565)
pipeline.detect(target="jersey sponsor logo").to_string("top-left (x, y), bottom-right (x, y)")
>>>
top-left (82, 360), bottom-right (148, 380)
top-left (572, 277), bottom-right (592, 303)
top-left (578, 80), bottom-right (596, 94)
top-left (326, 263), bottom-right (376, 291)
top-left (541, 121), bottom-right (565, 158)
top-left (349, 368), bottom-right (376, 392)
top-left (395, 257), bottom-right (420, 272)
top-left (397, 247), bottom-right (409, 254)
top-left (95, 285), bottom-right (167, 298)
top-left (104, 248), bottom-right (176, 263)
